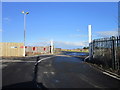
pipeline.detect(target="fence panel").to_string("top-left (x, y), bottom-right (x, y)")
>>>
top-left (90, 36), bottom-right (120, 71)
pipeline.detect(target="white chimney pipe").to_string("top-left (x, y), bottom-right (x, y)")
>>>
top-left (88, 25), bottom-right (92, 43)
top-left (88, 25), bottom-right (92, 60)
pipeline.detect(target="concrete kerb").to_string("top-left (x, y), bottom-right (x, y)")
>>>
top-left (84, 61), bottom-right (120, 80)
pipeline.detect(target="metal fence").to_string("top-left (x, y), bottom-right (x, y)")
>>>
top-left (25, 40), bottom-right (54, 56)
top-left (25, 46), bottom-right (52, 56)
top-left (90, 36), bottom-right (120, 71)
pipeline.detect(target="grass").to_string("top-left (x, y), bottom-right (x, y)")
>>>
top-left (61, 50), bottom-right (89, 53)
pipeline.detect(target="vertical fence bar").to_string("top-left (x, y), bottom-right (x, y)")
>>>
top-left (116, 36), bottom-right (119, 70)
top-left (114, 37), bottom-right (117, 70)
top-left (117, 36), bottom-right (120, 70)
top-left (111, 36), bottom-right (115, 70)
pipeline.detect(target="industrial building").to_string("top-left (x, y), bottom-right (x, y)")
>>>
top-left (0, 42), bottom-right (54, 57)
top-left (0, 42), bottom-right (24, 57)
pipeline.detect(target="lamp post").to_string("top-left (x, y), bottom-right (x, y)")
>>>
top-left (22, 11), bottom-right (29, 56)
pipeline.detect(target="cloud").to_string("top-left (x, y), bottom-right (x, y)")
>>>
top-left (96, 30), bottom-right (118, 38)
top-left (3, 17), bottom-right (10, 22)
top-left (70, 34), bottom-right (87, 38)
top-left (26, 41), bottom-right (50, 46)
top-left (76, 29), bottom-right (81, 32)
top-left (26, 40), bottom-right (89, 49)
top-left (0, 29), bottom-right (2, 32)
top-left (54, 41), bottom-right (88, 49)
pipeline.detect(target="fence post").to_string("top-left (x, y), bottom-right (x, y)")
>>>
top-left (111, 36), bottom-right (115, 70)
top-left (116, 36), bottom-right (120, 70)
top-left (92, 40), bottom-right (95, 58)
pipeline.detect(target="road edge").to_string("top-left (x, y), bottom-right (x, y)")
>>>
top-left (84, 62), bottom-right (120, 81)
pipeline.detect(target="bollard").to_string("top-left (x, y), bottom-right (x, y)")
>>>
top-left (36, 56), bottom-right (40, 62)
top-left (33, 56), bottom-right (40, 87)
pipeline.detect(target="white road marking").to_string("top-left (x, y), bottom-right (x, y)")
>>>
top-left (51, 72), bottom-right (55, 75)
top-left (103, 72), bottom-right (120, 80)
top-left (0, 64), bottom-right (7, 69)
top-left (85, 62), bottom-right (120, 81)
top-left (1, 60), bottom-right (35, 63)
top-left (0, 56), bottom-right (55, 64)
top-left (37, 56), bottom-right (55, 63)
top-left (43, 72), bottom-right (48, 74)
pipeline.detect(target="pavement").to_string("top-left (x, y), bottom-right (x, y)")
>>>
top-left (1, 52), bottom-right (120, 89)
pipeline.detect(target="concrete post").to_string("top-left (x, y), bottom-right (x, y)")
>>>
top-left (88, 25), bottom-right (92, 43)
top-left (88, 25), bottom-right (92, 60)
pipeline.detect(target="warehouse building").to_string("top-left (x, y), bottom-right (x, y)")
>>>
top-left (0, 42), bottom-right (54, 57)
top-left (0, 42), bottom-right (24, 57)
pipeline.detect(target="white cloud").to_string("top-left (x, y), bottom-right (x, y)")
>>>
top-left (70, 34), bottom-right (87, 38)
top-left (76, 29), bottom-right (81, 32)
top-left (96, 30), bottom-right (118, 38)
top-left (3, 17), bottom-right (10, 21)
top-left (54, 41), bottom-right (88, 49)
top-left (26, 41), bottom-right (50, 46)
top-left (26, 40), bottom-right (89, 49)
top-left (0, 29), bottom-right (2, 32)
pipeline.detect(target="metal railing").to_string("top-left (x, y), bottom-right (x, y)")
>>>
top-left (90, 36), bottom-right (120, 71)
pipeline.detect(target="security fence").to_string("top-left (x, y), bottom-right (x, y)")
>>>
top-left (0, 40), bottom-right (55, 57)
top-left (89, 36), bottom-right (120, 72)
top-left (25, 46), bottom-right (52, 56)
top-left (25, 41), bottom-right (54, 56)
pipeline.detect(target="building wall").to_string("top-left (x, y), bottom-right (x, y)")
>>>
top-left (0, 42), bottom-right (24, 57)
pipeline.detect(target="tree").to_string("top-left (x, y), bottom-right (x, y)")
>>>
top-left (83, 47), bottom-right (89, 49)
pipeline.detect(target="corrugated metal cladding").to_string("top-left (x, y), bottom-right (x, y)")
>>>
top-left (0, 42), bottom-right (24, 57)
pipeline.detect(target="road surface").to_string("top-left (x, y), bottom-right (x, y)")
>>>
top-left (2, 52), bottom-right (120, 89)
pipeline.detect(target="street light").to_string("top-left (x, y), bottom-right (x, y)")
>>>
top-left (22, 11), bottom-right (29, 56)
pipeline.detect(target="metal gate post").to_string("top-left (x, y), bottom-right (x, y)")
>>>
top-left (111, 36), bottom-right (115, 70)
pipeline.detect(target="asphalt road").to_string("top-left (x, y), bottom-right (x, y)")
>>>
top-left (2, 52), bottom-right (120, 89)
top-left (2, 60), bottom-right (36, 88)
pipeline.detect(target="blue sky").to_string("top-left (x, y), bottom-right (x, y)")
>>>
top-left (2, 2), bottom-right (118, 49)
